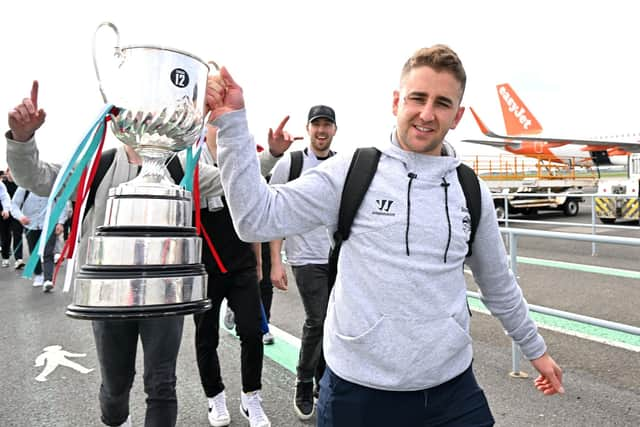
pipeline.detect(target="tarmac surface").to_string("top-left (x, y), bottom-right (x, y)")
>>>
top-left (0, 211), bottom-right (638, 426)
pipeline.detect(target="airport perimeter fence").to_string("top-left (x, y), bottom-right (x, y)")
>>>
top-left (497, 192), bottom-right (639, 256)
top-left (473, 223), bottom-right (640, 376)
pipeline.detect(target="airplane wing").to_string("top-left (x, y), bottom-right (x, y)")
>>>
top-left (465, 107), bottom-right (640, 152)
top-left (459, 138), bottom-right (521, 149)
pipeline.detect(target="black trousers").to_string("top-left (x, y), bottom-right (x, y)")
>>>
top-left (0, 217), bottom-right (22, 260)
top-left (194, 267), bottom-right (263, 396)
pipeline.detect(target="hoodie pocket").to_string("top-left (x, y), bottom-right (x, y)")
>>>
top-left (334, 314), bottom-right (472, 389)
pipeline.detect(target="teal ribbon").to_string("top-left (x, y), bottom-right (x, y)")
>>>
top-left (179, 131), bottom-right (205, 191)
top-left (23, 105), bottom-right (114, 278)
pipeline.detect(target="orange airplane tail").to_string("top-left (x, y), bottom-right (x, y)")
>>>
top-left (496, 83), bottom-right (543, 135)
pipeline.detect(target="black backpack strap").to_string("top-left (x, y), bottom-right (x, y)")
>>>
top-left (84, 148), bottom-right (116, 219)
top-left (456, 163), bottom-right (482, 256)
top-left (288, 150), bottom-right (304, 182)
top-left (328, 147), bottom-right (381, 289)
top-left (19, 190), bottom-right (31, 210)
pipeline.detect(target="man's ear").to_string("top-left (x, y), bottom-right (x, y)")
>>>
top-left (392, 90), bottom-right (400, 117)
top-left (450, 106), bottom-right (465, 129)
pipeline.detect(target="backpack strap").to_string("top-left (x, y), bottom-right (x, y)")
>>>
top-left (19, 190), bottom-right (31, 210)
top-left (288, 150), bottom-right (304, 182)
top-left (456, 163), bottom-right (482, 256)
top-left (328, 147), bottom-right (381, 289)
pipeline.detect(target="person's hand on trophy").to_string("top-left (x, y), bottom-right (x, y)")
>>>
top-left (8, 80), bottom-right (47, 142)
top-left (206, 67), bottom-right (245, 121)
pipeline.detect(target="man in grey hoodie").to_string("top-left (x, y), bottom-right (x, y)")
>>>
top-left (207, 45), bottom-right (564, 426)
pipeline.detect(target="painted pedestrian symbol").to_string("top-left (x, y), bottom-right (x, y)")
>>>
top-left (34, 345), bottom-right (93, 382)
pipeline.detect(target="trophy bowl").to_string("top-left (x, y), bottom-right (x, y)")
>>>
top-left (66, 22), bottom-right (212, 320)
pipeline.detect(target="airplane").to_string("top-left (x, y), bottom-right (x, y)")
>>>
top-left (462, 83), bottom-right (640, 167)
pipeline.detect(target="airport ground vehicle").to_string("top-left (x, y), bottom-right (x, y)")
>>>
top-left (594, 153), bottom-right (640, 224)
top-left (465, 155), bottom-right (596, 220)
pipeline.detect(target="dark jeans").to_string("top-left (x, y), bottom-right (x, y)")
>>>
top-left (317, 364), bottom-right (495, 427)
top-left (25, 228), bottom-right (57, 279)
top-left (291, 263), bottom-right (329, 384)
top-left (0, 217), bottom-right (22, 260)
top-left (92, 317), bottom-right (184, 427)
top-left (194, 267), bottom-right (263, 396)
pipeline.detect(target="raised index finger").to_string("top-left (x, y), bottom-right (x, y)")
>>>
top-left (275, 115), bottom-right (291, 133)
top-left (31, 80), bottom-right (39, 110)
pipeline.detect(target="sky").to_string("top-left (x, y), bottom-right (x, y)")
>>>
top-left (2, 0), bottom-right (640, 167)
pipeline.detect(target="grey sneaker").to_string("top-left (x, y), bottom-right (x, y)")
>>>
top-left (223, 307), bottom-right (235, 329)
top-left (14, 259), bottom-right (25, 270)
top-left (43, 280), bottom-right (54, 293)
top-left (240, 390), bottom-right (270, 427)
top-left (262, 331), bottom-right (275, 345)
top-left (208, 391), bottom-right (231, 426)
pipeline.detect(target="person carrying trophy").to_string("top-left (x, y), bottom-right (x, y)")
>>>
top-left (5, 80), bottom-right (290, 427)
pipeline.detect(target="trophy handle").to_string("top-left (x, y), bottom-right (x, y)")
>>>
top-left (92, 22), bottom-right (123, 104)
top-left (207, 60), bottom-right (220, 72)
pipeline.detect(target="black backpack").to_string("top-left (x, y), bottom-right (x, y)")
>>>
top-left (328, 147), bottom-right (481, 289)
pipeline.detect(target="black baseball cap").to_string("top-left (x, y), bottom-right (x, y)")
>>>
top-left (307, 105), bottom-right (336, 124)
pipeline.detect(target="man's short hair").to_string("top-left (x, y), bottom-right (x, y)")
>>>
top-left (308, 105), bottom-right (336, 124)
top-left (400, 45), bottom-right (467, 96)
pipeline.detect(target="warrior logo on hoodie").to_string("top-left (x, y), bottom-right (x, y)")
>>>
top-left (461, 209), bottom-right (472, 242)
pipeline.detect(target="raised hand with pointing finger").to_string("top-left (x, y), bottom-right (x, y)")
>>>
top-left (8, 81), bottom-right (46, 142)
top-left (206, 67), bottom-right (245, 121)
top-left (268, 116), bottom-right (304, 157)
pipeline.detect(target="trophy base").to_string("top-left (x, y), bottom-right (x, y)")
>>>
top-left (65, 299), bottom-right (212, 320)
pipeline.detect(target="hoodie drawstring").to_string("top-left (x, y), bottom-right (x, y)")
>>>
top-left (441, 177), bottom-right (452, 263)
top-left (405, 173), bottom-right (417, 255)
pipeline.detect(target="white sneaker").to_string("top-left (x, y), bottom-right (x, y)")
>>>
top-left (118, 415), bottom-right (131, 427)
top-left (1, 259), bottom-right (9, 267)
top-left (54, 253), bottom-right (61, 263)
top-left (262, 331), bottom-right (275, 345)
top-left (32, 274), bottom-right (44, 287)
top-left (240, 391), bottom-right (271, 427)
top-left (43, 280), bottom-right (54, 293)
top-left (208, 391), bottom-right (231, 426)
top-left (14, 259), bottom-right (25, 270)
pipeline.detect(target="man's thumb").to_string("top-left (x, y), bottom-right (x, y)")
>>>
top-left (220, 66), bottom-right (238, 88)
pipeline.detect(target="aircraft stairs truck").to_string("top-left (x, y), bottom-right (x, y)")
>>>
top-left (594, 153), bottom-right (640, 224)
top-left (465, 155), bottom-right (597, 220)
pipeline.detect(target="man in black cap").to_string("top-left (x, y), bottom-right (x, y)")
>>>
top-left (267, 105), bottom-right (337, 420)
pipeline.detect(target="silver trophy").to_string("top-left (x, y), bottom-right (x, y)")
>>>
top-left (66, 22), bottom-right (213, 319)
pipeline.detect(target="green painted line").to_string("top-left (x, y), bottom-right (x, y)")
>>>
top-left (467, 296), bottom-right (640, 349)
top-left (517, 256), bottom-right (640, 279)
top-left (221, 323), bottom-right (299, 374)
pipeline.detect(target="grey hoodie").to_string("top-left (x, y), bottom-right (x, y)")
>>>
top-left (216, 110), bottom-right (546, 391)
